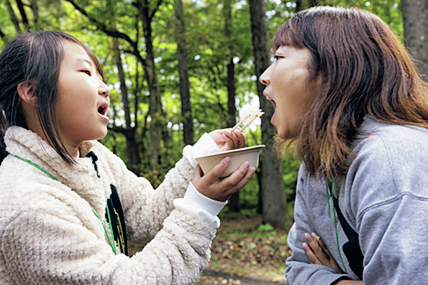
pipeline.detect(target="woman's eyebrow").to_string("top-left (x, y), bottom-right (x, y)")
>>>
top-left (77, 58), bottom-right (94, 67)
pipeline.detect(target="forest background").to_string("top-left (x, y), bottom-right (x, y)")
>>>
top-left (1, 0), bottom-right (427, 282)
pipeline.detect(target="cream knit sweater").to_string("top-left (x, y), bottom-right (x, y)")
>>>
top-left (0, 127), bottom-right (216, 284)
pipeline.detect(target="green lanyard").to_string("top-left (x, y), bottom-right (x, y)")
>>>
top-left (325, 180), bottom-right (348, 274)
top-left (14, 155), bottom-right (117, 255)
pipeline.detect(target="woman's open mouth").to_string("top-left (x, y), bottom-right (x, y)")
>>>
top-left (265, 94), bottom-right (276, 108)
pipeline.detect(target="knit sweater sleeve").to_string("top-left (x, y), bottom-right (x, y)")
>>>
top-left (0, 181), bottom-right (215, 285)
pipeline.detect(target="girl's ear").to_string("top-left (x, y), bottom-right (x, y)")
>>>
top-left (17, 81), bottom-right (36, 106)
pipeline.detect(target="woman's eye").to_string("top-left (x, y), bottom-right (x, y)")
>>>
top-left (81, 70), bottom-right (91, 76)
top-left (274, 56), bottom-right (281, 61)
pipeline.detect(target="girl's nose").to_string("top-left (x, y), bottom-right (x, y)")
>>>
top-left (99, 82), bottom-right (110, 98)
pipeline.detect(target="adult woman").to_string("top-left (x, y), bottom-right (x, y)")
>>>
top-left (260, 6), bottom-right (428, 285)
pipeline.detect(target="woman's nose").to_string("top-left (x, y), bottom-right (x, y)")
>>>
top-left (99, 82), bottom-right (110, 98)
top-left (259, 67), bottom-right (271, 85)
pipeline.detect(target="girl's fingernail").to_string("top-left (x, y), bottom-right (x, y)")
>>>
top-left (304, 233), bottom-right (310, 239)
top-left (311, 233), bottom-right (317, 237)
top-left (302, 243), bottom-right (307, 248)
top-left (243, 161), bottom-right (250, 169)
top-left (222, 157), bottom-right (230, 164)
top-left (250, 167), bottom-right (256, 175)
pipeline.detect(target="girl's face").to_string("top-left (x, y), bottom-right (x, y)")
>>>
top-left (56, 41), bottom-right (110, 150)
top-left (259, 46), bottom-right (321, 140)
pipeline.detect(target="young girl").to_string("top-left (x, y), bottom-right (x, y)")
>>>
top-left (260, 6), bottom-right (428, 285)
top-left (0, 31), bottom-right (255, 284)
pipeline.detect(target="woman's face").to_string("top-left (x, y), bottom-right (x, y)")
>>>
top-left (260, 46), bottom-right (321, 140)
top-left (55, 41), bottom-right (110, 149)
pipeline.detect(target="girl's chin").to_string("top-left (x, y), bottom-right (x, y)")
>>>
top-left (90, 128), bottom-right (108, 141)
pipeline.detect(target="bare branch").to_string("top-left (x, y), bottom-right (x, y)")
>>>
top-left (65, 0), bottom-right (147, 67)
top-left (15, 0), bottom-right (30, 30)
top-left (149, 0), bottom-right (164, 21)
top-left (6, 0), bottom-right (21, 33)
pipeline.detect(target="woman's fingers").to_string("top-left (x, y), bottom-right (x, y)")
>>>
top-left (304, 233), bottom-right (345, 274)
top-left (304, 233), bottom-right (332, 265)
top-left (304, 233), bottom-right (323, 255)
top-left (312, 233), bottom-right (333, 257)
top-left (303, 242), bottom-right (321, 265)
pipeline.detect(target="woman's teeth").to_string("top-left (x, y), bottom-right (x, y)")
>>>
top-left (265, 95), bottom-right (276, 108)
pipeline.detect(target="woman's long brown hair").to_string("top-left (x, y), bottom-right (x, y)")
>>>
top-left (274, 6), bottom-right (428, 181)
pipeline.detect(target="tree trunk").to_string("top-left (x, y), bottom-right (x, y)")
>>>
top-left (112, 105), bottom-right (118, 154)
top-left (294, 0), bottom-right (317, 13)
top-left (309, 0), bottom-right (318, 7)
top-left (295, 0), bottom-right (302, 13)
top-left (402, 0), bottom-right (428, 81)
top-left (224, 0), bottom-right (240, 212)
top-left (137, 0), bottom-right (164, 169)
top-left (175, 0), bottom-right (194, 146)
top-left (249, 0), bottom-right (291, 229)
top-left (113, 37), bottom-right (141, 173)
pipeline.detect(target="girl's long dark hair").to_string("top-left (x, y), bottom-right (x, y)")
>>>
top-left (274, 6), bottom-right (428, 181)
top-left (0, 31), bottom-right (104, 164)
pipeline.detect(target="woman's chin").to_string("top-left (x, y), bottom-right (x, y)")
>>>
top-left (278, 130), bottom-right (296, 140)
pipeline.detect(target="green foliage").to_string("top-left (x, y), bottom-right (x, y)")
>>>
top-left (0, 0), bottom-right (407, 216)
top-left (254, 224), bottom-right (278, 237)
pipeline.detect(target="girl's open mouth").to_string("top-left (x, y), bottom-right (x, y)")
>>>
top-left (98, 104), bottom-right (108, 116)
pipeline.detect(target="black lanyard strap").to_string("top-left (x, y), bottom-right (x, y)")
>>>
top-left (329, 184), bottom-right (364, 279)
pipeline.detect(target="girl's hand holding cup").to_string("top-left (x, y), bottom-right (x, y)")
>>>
top-left (193, 127), bottom-right (253, 202)
top-left (192, 156), bottom-right (255, 202)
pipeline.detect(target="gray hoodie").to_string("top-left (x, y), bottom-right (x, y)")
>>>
top-left (285, 118), bottom-right (428, 285)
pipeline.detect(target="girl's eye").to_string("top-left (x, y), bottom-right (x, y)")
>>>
top-left (274, 56), bottom-right (281, 61)
top-left (81, 70), bottom-right (91, 76)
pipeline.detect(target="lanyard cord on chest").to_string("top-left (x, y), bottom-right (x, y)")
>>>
top-left (325, 180), bottom-right (348, 274)
top-left (14, 154), bottom-right (117, 255)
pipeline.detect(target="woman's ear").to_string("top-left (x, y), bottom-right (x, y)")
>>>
top-left (17, 81), bottom-right (36, 106)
